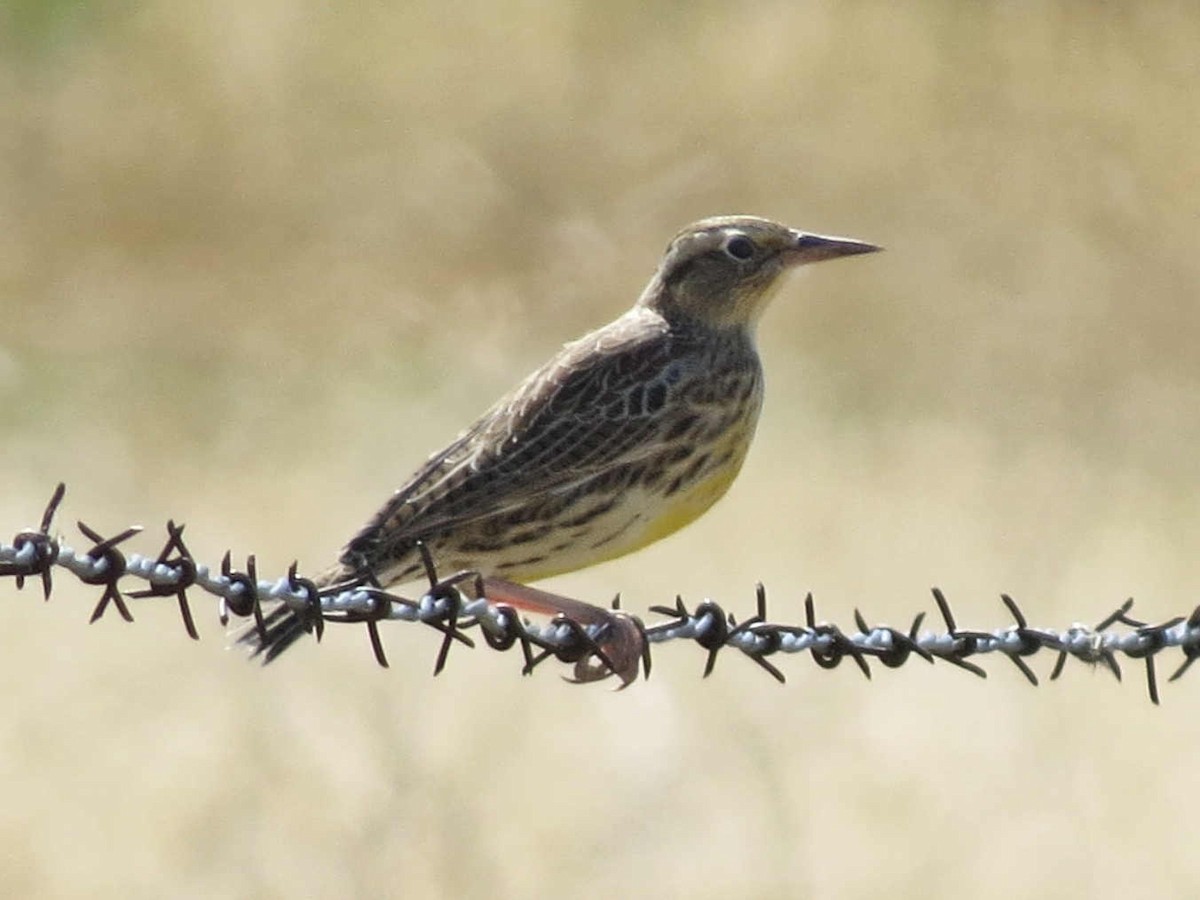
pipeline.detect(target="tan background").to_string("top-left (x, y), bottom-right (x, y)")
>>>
top-left (2, 2), bottom-right (1199, 897)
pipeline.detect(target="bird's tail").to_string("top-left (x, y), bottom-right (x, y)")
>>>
top-left (236, 561), bottom-right (353, 664)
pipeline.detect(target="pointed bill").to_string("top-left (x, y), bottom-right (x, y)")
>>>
top-left (784, 232), bottom-right (882, 265)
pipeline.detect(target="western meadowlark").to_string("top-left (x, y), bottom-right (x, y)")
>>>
top-left (246, 215), bottom-right (878, 661)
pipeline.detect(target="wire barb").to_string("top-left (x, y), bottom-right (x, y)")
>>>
top-left (2, 483), bottom-right (1200, 700)
top-left (76, 519), bottom-right (142, 624)
top-left (125, 520), bottom-right (200, 639)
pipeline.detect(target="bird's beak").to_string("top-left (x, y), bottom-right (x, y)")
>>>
top-left (784, 232), bottom-right (882, 266)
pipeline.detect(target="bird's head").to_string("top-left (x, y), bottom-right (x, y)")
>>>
top-left (640, 215), bottom-right (880, 331)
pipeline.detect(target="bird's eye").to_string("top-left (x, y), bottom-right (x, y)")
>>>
top-left (724, 235), bottom-right (755, 260)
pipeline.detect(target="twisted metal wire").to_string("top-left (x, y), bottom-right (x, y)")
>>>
top-left (2, 484), bottom-right (1198, 701)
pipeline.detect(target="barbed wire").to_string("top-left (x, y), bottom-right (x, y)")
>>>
top-left (2, 483), bottom-right (1198, 701)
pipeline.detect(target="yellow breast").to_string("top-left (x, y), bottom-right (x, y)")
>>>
top-left (634, 451), bottom-right (746, 549)
top-left (593, 420), bottom-right (756, 565)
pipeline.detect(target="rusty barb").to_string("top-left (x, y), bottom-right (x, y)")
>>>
top-left (2, 483), bottom-right (1200, 701)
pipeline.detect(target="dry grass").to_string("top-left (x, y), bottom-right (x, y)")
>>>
top-left (2, 2), bottom-right (1200, 897)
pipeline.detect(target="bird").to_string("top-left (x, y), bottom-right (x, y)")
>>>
top-left (243, 215), bottom-right (879, 662)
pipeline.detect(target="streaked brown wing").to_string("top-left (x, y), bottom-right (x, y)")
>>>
top-left (342, 309), bottom-right (683, 567)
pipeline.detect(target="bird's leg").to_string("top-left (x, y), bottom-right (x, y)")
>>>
top-left (480, 577), bottom-right (645, 687)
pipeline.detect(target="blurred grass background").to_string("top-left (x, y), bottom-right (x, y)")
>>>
top-left (2, 1), bottom-right (1200, 897)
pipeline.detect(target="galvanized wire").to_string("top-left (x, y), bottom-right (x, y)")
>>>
top-left (2, 484), bottom-right (1197, 701)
